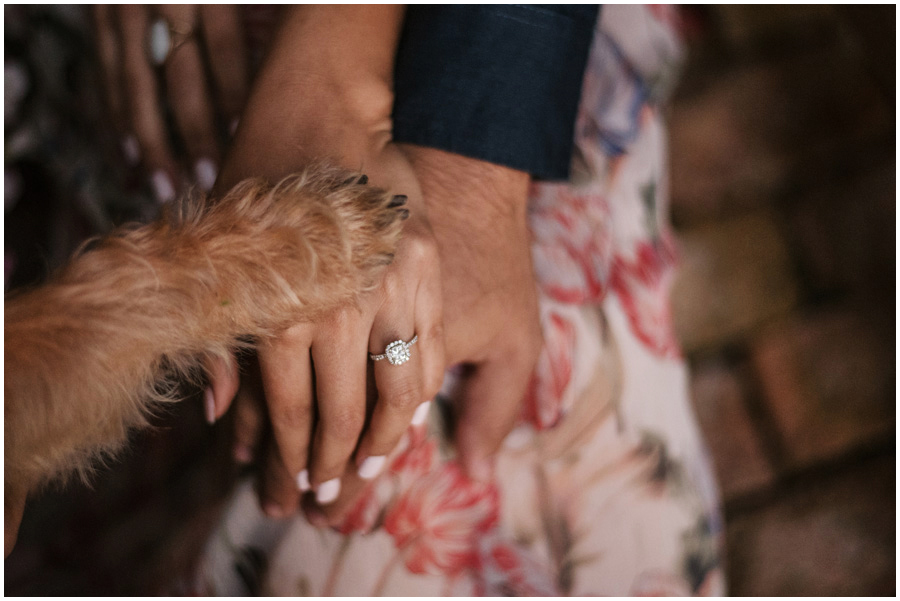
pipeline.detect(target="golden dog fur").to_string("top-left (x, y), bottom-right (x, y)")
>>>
top-left (4, 165), bottom-right (402, 552)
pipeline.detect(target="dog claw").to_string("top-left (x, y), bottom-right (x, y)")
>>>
top-left (388, 194), bottom-right (407, 208)
top-left (343, 173), bottom-right (369, 186)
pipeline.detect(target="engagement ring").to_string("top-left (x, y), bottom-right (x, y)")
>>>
top-left (370, 335), bottom-right (418, 366)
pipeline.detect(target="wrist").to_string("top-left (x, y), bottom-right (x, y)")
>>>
top-left (399, 145), bottom-right (530, 233)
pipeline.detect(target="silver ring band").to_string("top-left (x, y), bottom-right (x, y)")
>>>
top-left (370, 335), bottom-right (418, 366)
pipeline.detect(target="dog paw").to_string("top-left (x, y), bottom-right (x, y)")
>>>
top-left (165, 163), bottom-right (408, 325)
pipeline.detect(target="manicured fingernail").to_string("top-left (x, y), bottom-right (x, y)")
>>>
top-left (411, 401), bottom-right (431, 426)
top-left (150, 170), bottom-right (175, 204)
top-left (357, 455), bottom-right (386, 480)
top-left (388, 194), bottom-right (407, 208)
top-left (194, 157), bottom-right (217, 191)
top-left (316, 478), bottom-right (341, 504)
top-left (297, 469), bottom-right (310, 492)
top-left (229, 117), bottom-right (240, 136)
top-left (262, 502), bottom-right (287, 519)
top-left (233, 444), bottom-right (253, 464)
top-left (121, 135), bottom-right (140, 165)
top-left (204, 386), bottom-right (216, 424)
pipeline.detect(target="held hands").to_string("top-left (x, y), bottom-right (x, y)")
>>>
top-left (200, 5), bottom-right (543, 524)
top-left (209, 197), bottom-right (446, 518)
top-left (206, 152), bottom-right (543, 526)
top-left (93, 5), bottom-right (249, 201)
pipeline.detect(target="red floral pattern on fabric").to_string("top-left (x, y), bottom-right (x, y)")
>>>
top-left (384, 462), bottom-right (500, 576)
top-left (530, 185), bottom-right (613, 305)
top-left (475, 538), bottom-right (560, 596)
top-left (609, 236), bottom-right (682, 359)
top-left (523, 310), bottom-right (577, 430)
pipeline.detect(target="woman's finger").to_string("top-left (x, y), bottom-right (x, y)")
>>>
top-left (413, 255), bottom-right (446, 404)
top-left (232, 357), bottom-right (265, 464)
top-left (156, 4), bottom-right (220, 192)
top-left (202, 353), bottom-right (240, 424)
top-left (117, 4), bottom-right (180, 203)
top-left (257, 326), bottom-right (315, 491)
top-left (199, 4), bottom-right (249, 132)
top-left (307, 309), bottom-right (369, 504)
top-left (259, 439), bottom-right (301, 518)
top-left (356, 305), bottom-right (423, 481)
top-left (93, 6), bottom-right (129, 153)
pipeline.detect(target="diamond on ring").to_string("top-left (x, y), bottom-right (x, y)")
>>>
top-left (370, 335), bottom-right (418, 366)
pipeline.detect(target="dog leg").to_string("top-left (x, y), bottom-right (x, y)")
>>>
top-left (4, 165), bottom-right (402, 553)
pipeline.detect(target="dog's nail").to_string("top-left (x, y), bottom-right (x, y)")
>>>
top-left (297, 469), bottom-right (310, 492)
top-left (121, 135), bottom-right (140, 165)
top-left (204, 387), bottom-right (216, 424)
top-left (398, 208), bottom-right (410, 220)
top-left (150, 170), bottom-right (175, 204)
top-left (316, 478), bottom-right (341, 504)
top-left (262, 502), bottom-right (287, 519)
top-left (229, 117), bottom-right (240, 137)
top-left (411, 401), bottom-right (431, 426)
top-left (357, 174), bottom-right (368, 185)
top-left (194, 157), bottom-right (218, 192)
top-left (388, 194), bottom-right (407, 208)
top-left (357, 455), bottom-right (386, 480)
top-left (233, 444), bottom-right (253, 464)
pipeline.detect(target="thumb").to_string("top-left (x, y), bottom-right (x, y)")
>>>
top-left (454, 351), bottom-right (537, 481)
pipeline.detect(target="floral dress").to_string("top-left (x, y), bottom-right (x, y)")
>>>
top-left (195, 5), bottom-right (725, 596)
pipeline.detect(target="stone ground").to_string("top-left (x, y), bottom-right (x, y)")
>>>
top-left (669, 6), bottom-right (895, 596)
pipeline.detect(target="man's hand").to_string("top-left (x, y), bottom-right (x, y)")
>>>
top-left (400, 145), bottom-right (543, 480)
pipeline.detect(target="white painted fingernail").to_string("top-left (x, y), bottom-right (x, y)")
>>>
top-left (194, 157), bottom-right (217, 191)
top-left (121, 135), bottom-right (140, 165)
top-left (297, 469), bottom-right (310, 492)
top-left (150, 170), bottom-right (175, 204)
top-left (316, 478), bottom-right (341, 504)
top-left (411, 401), bottom-right (431, 426)
top-left (357, 455), bottom-right (386, 480)
top-left (204, 386), bottom-right (216, 424)
top-left (229, 117), bottom-right (240, 137)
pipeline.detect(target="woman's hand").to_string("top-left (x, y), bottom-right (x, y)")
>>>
top-left (93, 5), bottom-right (249, 201)
top-left (202, 6), bottom-right (447, 515)
top-left (255, 207), bottom-right (444, 512)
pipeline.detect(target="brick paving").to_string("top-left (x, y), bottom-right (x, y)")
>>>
top-left (669, 6), bottom-right (895, 596)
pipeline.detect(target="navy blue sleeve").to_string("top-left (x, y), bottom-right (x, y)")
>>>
top-left (392, 5), bottom-right (600, 181)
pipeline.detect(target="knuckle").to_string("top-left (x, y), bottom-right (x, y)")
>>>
top-left (324, 406), bottom-right (364, 439)
top-left (384, 379), bottom-right (422, 412)
top-left (271, 402), bottom-right (312, 430)
top-left (379, 270), bottom-right (403, 300)
top-left (422, 321), bottom-right (445, 346)
top-left (404, 234), bottom-right (439, 267)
